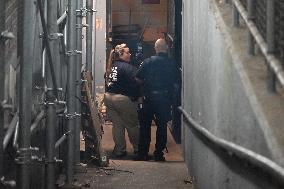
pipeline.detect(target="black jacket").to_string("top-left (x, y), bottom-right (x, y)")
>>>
top-left (135, 53), bottom-right (179, 96)
top-left (106, 60), bottom-right (140, 98)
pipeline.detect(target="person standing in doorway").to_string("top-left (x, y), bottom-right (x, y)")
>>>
top-left (104, 44), bottom-right (140, 157)
top-left (134, 38), bottom-right (179, 161)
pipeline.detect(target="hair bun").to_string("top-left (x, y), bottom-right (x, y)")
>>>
top-left (114, 43), bottom-right (127, 55)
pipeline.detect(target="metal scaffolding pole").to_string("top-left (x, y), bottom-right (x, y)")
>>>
top-left (0, 0), bottom-right (6, 181)
top-left (74, 0), bottom-right (83, 165)
top-left (37, 0), bottom-right (59, 99)
top-left (17, 1), bottom-right (36, 188)
top-left (86, 0), bottom-right (94, 72)
top-left (45, 0), bottom-right (61, 187)
top-left (47, 0), bottom-right (61, 87)
top-left (66, 0), bottom-right (77, 184)
top-left (45, 93), bottom-right (56, 189)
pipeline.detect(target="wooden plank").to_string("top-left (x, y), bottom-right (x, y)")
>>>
top-left (82, 71), bottom-right (108, 166)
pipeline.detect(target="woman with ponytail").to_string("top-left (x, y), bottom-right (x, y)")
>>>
top-left (104, 44), bottom-right (140, 157)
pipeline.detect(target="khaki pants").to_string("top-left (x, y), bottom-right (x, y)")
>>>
top-left (104, 93), bottom-right (139, 155)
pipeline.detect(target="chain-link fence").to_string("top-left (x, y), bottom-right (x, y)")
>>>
top-left (235, 0), bottom-right (284, 92)
top-left (254, 0), bottom-right (266, 41)
top-left (239, 0), bottom-right (284, 59)
top-left (275, 0), bottom-right (284, 58)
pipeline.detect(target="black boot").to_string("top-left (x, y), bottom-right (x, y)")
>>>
top-left (154, 151), bottom-right (165, 162)
top-left (133, 154), bottom-right (150, 161)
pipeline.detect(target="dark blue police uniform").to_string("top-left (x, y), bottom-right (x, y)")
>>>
top-left (105, 60), bottom-right (141, 156)
top-left (106, 60), bottom-right (140, 98)
top-left (135, 52), bottom-right (178, 160)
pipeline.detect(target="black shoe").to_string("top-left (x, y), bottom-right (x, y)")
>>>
top-left (154, 155), bottom-right (165, 162)
top-left (112, 151), bottom-right (127, 158)
top-left (133, 154), bottom-right (149, 161)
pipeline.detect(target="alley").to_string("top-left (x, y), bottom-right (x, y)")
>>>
top-left (2, 0), bottom-right (284, 188)
top-left (73, 121), bottom-right (192, 189)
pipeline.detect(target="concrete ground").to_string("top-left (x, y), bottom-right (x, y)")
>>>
top-left (74, 122), bottom-right (193, 189)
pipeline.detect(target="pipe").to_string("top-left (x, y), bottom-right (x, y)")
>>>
top-left (56, 108), bottom-right (66, 114)
top-left (0, 0), bottom-right (5, 179)
top-left (13, 121), bottom-right (19, 148)
top-left (178, 107), bottom-right (284, 187)
top-left (3, 114), bottom-right (19, 150)
top-left (37, 0), bottom-right (59, 98)
top-left (45, 98), bottom-right (56, 189)
top-left (46, 0), bottom-right (61, 187)
top-left (57, 11), bottom-right (67, 25)
top-left (17, 1), bottom-right (35, 188)
top-left (232, 0), bottom-right (284, 87)
top-left (74, 0), bottom-right (83, 165)
top-left (86, 0), bottom-right (94, 72)
top-left (47, 0), bottom-right (61, 88)
top-left (66, 0), bottom-right (77, 183)
top-left (30, 109), bottom-right (45, 133)
top-left (0, 176), bottom-right (16, 188)
top-left (55, 132), bottom-right (70, 149)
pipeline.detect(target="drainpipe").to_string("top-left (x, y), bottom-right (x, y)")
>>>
top-left (74, 0), bottom-right (83, 165)
top-left (266, 0), bottom-right (276, 93)
top-left (0, 0), bottom-right (5, 181)
top-left (66, 0), bottom-right (77, 184)
top-left (17, 1), bottom-right (36, 188)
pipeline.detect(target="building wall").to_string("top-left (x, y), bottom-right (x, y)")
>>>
top-left (94, 0), bottom-right (107, 92)
top-left (112, 0), bottom-right (168, 42)
top-left (182, 0), bottom-right (284, 188)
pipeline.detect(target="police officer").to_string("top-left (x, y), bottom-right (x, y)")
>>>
top-left (134, 39), bottom-right (179, 161)
top-left (104, 44), bottom-right (140, 157)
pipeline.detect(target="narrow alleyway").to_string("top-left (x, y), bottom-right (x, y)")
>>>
top-left (74, 121), bottom-right (193, 189)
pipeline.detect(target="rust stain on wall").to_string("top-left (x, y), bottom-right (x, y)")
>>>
top-left (96, 18), bottom-right (103, 29)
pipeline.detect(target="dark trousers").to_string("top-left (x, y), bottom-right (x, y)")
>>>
top-left (138, 94), bottom-right (171, 156)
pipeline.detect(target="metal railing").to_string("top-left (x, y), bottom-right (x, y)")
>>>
top-left (179, 107), bottom-right (284, 188)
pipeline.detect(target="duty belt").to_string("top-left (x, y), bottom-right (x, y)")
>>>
top-left (149, 90), bottom-right (169, 95)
